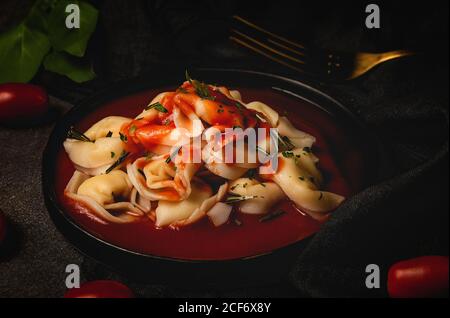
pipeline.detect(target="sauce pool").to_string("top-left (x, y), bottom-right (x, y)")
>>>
top-left (55, 87), bottom-right (368, 260)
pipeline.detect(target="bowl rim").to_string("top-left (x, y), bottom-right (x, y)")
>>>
top-left (42, 67), bottom-right (389, 265)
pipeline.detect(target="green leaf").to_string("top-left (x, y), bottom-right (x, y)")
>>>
top-left (24, 0), bottom-right (54, 33)
top-left (48, 0), bottom-right (98, 57)
top-left (0, 23), bottom-right (51, 83)
top-left (43, 50), bottom-right (96, 83)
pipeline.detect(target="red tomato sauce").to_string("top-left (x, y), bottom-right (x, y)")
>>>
top-left (55, 87), bottom-right (369, 260)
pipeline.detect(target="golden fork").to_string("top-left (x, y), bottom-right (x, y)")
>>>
top-left (230, 15), bottom-right (414, 80)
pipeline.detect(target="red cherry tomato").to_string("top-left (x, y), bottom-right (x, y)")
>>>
top-left (0, 210), bottom-right (6, 244)
top-left (0, 83), bottom-right (49, 123)
top-left (388, 256), bottom-right (449, 298)
top-left (64, 280), bottom-right (134, 298)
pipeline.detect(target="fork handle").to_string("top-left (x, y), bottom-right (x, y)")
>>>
top-left (378, 50), bottom-right (414, 63)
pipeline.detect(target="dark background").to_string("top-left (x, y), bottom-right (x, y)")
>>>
top-left (0, 0), bottom-right (448, 297)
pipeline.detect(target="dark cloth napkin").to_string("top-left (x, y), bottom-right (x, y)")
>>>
top-left (0, 0), bottom-right (448, 297)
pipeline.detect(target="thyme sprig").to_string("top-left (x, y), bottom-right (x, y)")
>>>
top-left (67, 127), bottom-right (93, 143)
top-left (185, 70), bottom-right (215, 100)
top-left (105, 151), bottom-right (129, 174)
top-left (145, 102), bottom-right (168, 113)
top-left (225, 192), bottom-right (260, 204)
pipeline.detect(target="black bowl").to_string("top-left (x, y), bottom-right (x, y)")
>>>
top-left (42, 68), bottom-right (389, 288)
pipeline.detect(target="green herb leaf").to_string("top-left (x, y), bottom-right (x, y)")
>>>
top-left (129, 125), bottom-right (137, 134)
top-left (119, 132), bottom-right (128, 143)
top-left (145, 102), bottom-right (168, 113)
top-left (282, 151), bottom-right (294, 158)
top-left (225, 193), bottom-right (259, 204)
top-left (235, 102), bottom-right (244, 111)
top-left (106, 131), bottom-right (113, 138)
top-left (185, 70), bottom-right (214, 100)
top-left (106, 151), bottom-right (129, 174)
top-left (48, 0), bottom-right (98, 57)
top-left (111, 152), bottom-right (115, 158)
top-left (165, 146), bottom-right (181, 164)
top-left (278, 135), bottom-right (295, 151)
top-left (43, 50), bottom-right (95, 83)
top-left (0, 23), bottom-right (50, 83)
top-left (247, 169), bottom-right (257, 179)
top-left (67, 126), bottom-right (93, 142)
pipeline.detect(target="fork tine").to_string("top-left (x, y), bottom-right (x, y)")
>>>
top-left (229, 36), bottom-right (305, 73)
top-left (231, 29), bottom-right (305, 65)
top-left (232, 15), bottom-right (306, 50)
top-left (267, 38), bottom-right (305, 57)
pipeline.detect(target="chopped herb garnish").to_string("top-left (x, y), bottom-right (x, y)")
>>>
top-left (260, 183), bottom-right (267, 187)
top-left (119, 132), bottom-right (128, 143)
top-left (217, 108), bottom-right (224, 113)
top-left (303, 147), bottom-right (312, 153)
top-left (129, 125), bottom-right (137, 134)
top-left (259, 210), bottom-right (286, 222)
top-left (185, 70), bottom-right (215, 100)
top-left (299, 176), bottom-right (305, 181)
top-left (67, 127), bottom-right (93, 143)
top-left (278, 135), bottom-right (295, 151)
top-left (106, 131), bottom-right (113, 138)
top-left (145, 102), bottom-right (168, 113)
top-left (247, 169), bottom-right (257, 179)
top-left (243, 183), bottom-right (248, 188)
top-left (230, 184), bottom-right (239, 191)
top-left (225, 193), bottom-right (259, 204)
top-left (106, 151), bottom-right (129, 174)
top-left (111, 152), bottom-right (115, 158)
top-left (282, 151), bottom-right (294, 158)
top-left (165, 146), bottom-right (181, 164)
top-left (318, 192), bottom-right (324, 200)
top-left (235, 102), bottom-right (244, 110)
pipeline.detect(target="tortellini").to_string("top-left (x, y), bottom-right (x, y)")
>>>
top-left (65, 171), bottom-right (140, 224)
top-left (63, 83), bottom-right (346, 229)
top-left (63, 116), bottom-right (132, 176)
top-left (84, 116), bottom-right (132, 140)
top-left (276, 117), bottom-right (316, 149)
top-left (267, 149), bottom-right (345, 219)
top-left (229, 178), bottom-right (285, 215)
top-left (77, 170), bottom-right (132, 206)
top-left (127, 156), bottom-right (200, 202)
top-left (245, 101), bottom-right (279, 128)
top-left (155, 180), bottom-right (228, 228)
